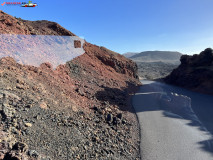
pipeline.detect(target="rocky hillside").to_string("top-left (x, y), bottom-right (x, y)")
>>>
top-left (0, 10), bottom-right (75, 36)
top-left (122, 52), bottom-right (138, 58)
top-left (165, 48), bottom-right (213, 95)
top-left (0, 10), bottom-right (141, 160)
top-left (136, 61), bottom-right (179, 80)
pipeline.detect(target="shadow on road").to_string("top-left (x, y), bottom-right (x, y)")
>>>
top-left (133, 80), bottom-right (213, 155)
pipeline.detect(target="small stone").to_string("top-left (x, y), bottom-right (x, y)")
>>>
top-left (76, 154), bottom-right (80, 159)
top-left (106, 114), bottom-right (113, 122)
top-left (25, 123), bottom-right (32, 127)
top-left (71, 105), bottom-right (78, 112)
top-left (117, 113), bottom-right (122, 119)
top-left (113, 117), bottom-right (118, 125)
top-left (99, 109), bottom-right (105, 115)
top-left (93, 106), bottom-right (98, 111)
top-left (16, 84), bottom-right (25, 90)
top-left (16, 79), bottom-right (25, 85)
top-left (40, 102), bottom-right (47, 109)
top-left (28, 150), bottom-right (39, 158)
top-left (25, 104), bottom-right (32, 108)
top-left (92, 136), bottom-right (99, 142)
top-left (12, 142), bottom-right (28, 152)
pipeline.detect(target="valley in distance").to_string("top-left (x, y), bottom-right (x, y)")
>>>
top-left (123, 51), bottom-right (182, 80)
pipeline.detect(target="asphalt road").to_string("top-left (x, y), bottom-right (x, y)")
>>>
top-left (132, 80), bottom-right (213, 160)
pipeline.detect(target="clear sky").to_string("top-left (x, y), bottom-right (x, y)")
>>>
top-left (1, 0), bottom-right (213, 55)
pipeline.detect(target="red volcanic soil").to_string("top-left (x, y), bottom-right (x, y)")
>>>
top-left (0, 10), bottom-right (141, 160)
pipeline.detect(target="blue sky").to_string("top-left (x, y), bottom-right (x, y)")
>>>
top-left (1, 0), bottom-right (213, 54)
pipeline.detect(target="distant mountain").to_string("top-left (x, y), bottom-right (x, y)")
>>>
top-left (123, 51), bottom-right (183, 79)
top-left (124, 51), bottom-right (182, 64)
top-left (123, 52), bottom-right (139, 58)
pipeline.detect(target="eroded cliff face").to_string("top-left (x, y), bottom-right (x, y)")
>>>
top-left (165, 48), bottom-right (213, 95)
top-left (0, 10), bottom-right (141, 160)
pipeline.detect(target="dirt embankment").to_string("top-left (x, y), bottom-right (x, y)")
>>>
top-left (0, 10), bottom-right (141, 160)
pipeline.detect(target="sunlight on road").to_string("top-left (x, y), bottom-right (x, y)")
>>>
top-left (133, 80), bottom-right (213, 160)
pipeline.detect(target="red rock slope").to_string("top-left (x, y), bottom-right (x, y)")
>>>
top-left (0, 10), bottom-right (141, 160)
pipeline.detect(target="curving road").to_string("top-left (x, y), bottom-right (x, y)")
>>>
top-left (132, 80), bottom-right (213, 160)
